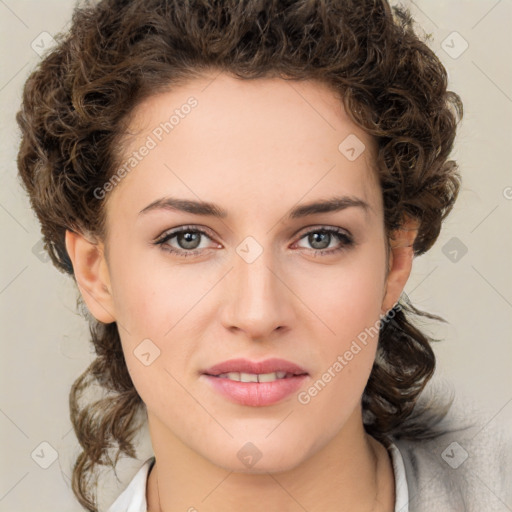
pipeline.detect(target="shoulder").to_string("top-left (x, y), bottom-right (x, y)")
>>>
top-left (392, 399), bottom-right (512, 512)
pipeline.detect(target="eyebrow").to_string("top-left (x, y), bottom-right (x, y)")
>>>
top-left (138, 195), bottom-right (371, 220)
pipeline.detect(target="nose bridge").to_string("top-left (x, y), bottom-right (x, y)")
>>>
top-left (221, 238), bottom-right (293, 337)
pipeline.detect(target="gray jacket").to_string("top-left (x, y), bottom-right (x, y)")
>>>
top-left (392, 402), bottom-right (511, 511)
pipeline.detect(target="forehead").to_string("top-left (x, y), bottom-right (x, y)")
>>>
top-left (108, 72), bottom-right (381, 220)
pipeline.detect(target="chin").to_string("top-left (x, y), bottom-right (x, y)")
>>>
top-left (204, 437), bottom-right (311, 475)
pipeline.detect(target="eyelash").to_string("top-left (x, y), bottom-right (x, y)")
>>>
top-left (154, 225), bottom-right (354, 259)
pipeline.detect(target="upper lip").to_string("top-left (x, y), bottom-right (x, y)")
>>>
top-left (203, 358), bottom-right (308, 376)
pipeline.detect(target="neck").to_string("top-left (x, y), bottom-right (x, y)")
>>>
top-left (146, 410), bottom-right (395, 512)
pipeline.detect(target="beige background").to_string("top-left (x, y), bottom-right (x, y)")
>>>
top-left (1, 0), bottom-right (511, 510)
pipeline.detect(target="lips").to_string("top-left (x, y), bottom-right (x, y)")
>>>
top-left (201, 358), bottom-right (310, 406)
top-left (202, 357), bottom-right (309, 377)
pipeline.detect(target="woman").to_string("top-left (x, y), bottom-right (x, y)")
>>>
top-left (15, 0), bottom-right (510, 511)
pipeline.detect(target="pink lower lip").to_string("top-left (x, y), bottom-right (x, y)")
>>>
top-left (201, 374), bottom-right (308, 406)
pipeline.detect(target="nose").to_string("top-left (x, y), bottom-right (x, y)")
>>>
top-left (219, 245), bottom-right (296, 340)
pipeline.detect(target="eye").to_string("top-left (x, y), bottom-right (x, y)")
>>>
top-left (154, 226), bottom-right (219, 257)
top-left (293, 227), bottom-right (354, 256)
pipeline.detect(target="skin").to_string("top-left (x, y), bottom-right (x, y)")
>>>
top-left (65, 72), bottom-right (418, 511)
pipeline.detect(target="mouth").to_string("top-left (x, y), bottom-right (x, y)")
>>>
top-left (200, 358), bottom-right (309, 407)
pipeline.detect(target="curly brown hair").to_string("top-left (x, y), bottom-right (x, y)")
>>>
top-left (16, 0), bottom-right (463, 510)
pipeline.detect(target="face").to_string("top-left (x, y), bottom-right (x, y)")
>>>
top-left (67, 72), bottom-right (414, 473)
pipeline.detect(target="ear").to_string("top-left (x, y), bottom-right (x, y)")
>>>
top-left (65, 229), bottom-right (116, 323)
top-left (381, 215), bottom-right (419, 314)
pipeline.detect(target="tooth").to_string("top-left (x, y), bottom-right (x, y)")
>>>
top-left (240, 372), bottom-right (258, 382)
top-left (215, 371), bottom-right (292, 382)
top-left (258, 372), bottom-right (278, 382)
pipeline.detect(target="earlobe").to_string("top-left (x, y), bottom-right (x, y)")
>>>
top-left (381, 216), bottom-right (418, 314)
top-left (65, 229), bottom-right (116, 324)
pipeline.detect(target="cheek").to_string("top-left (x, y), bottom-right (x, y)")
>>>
top-left (107, 239), bottom-right (207, 335)
top-left (106, 244), bottom-right (215, 399)
top-left (294, 247), bottom-right (385, 399)
top-left (296, 246), bottom-right (386, 343)
top-left (295, 285), bottom-right (382, 434)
